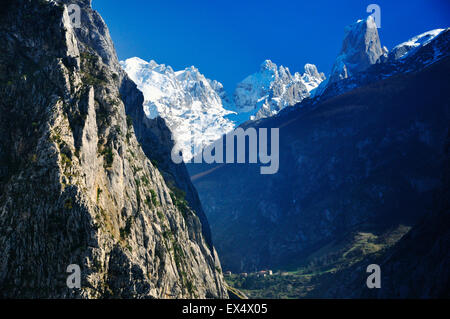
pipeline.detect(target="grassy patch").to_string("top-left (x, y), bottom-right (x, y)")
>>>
top-left (120, 216), bottom-right (134, 240)
top-left (169, 187), bottom-right (190, 217)
top-left (126, 115), bottom-right (133, 127)
top-left (80, 52), bottom-right (107, 86)
top-left (150, 189), bottom-right (159, 207)
top-left (99, 146), bottom-right (114, 168)
top-left (96, 187), bottom-right (102, 203)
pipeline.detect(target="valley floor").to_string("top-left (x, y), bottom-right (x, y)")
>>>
top-left (224, 225), bottom-right (411, 298)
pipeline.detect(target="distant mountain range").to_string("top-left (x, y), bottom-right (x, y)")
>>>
top-left (121, 58), bottom-right (325, 160)
top-left (120, 14), bottom-right (450, 297)
top-left (1, 0), bottom-right (448, 299)
top-left (121, 17), bottom-right (448, 167)
top-left (233, 60), bottom-right (325, 120)
top-left (188, 15), bottom-right (450, 300)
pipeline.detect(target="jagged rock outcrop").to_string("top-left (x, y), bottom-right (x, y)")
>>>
top-left (233, 60), bottom-right (325, 121)
top-left (302, 63), bottom-right (326, 91)
top-left (328, 16), bottom-right (384, 84)
top-left (314, 15), bottom-right (449, 103)
top-left (316, 27), bottom-right (450, 103)
top-left (0, 0), bottom-right (227, 298)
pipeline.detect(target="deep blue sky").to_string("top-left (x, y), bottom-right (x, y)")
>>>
top-left (93, 0), bottom-right (449, 92)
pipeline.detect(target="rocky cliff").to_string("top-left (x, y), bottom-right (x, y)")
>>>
top-left (0, 0), bottom-right (227, 298)
top-left (316, 21), bottom-right (449, 104)
top-left (328, 16), bottom-right (384, 84)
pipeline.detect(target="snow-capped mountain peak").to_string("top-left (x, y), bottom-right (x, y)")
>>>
top-left (300, 63), bottom-right (326, 91)
top-left (328, 15), bottom-right (383, 83)
top-left (121, 58), bottom-right (235, 161)
top-left (389, 28), bottom-right (446, 60)
top-left (312, 22), bottom-right (449, 103)
top-left (233, 60), bottom-right (325, 120)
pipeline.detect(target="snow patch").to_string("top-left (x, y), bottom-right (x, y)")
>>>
top-left (121, 58), bottom-right (236, 161)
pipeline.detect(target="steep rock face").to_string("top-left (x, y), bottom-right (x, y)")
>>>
top-left (119, 58), bottom-right (223, 249)
top-left (316, 28), bottom-right (450, 103)
top-left (191, 55), bottom-right (450, 272)
top-left (121, 57), bottom-right (235, 161)
top-left (120, 81), bottom-right (215, 253)
top-left (315, 15), bottom-right (449, 103)
top-left (0, 0), bottom-right (227, 298)
top-left (233, 60), bottom-right (325, 120)
top-left (313, 134), bottom-right (450, 299)
top-left (328, 16), bottom-right (384, 84)
top-left (302, 63), bottom-right (326, 91)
